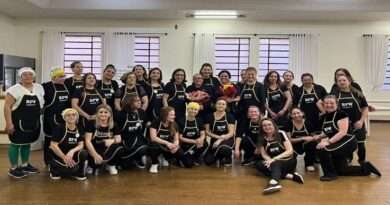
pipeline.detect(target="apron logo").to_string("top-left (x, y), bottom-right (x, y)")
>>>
top-left (216, 125), bottom-right (226, 131)
top-left (269, 147), bottom-right (280, 153)
top-left (271, 94), bottom-right (281, 100)
top-left (89, 98), bottom-right (100, 104)
top-left (59, 96), bottom-right (68, 101)
top-left (324, 126), bottom-right (332, 132)
top-left (304, 97), bottom-right (315, 103)
top-left (243, 93), bottom-right (253, 99)
top-left (341, 102), bottom-right (353, 109)
top-left (26, 99), bottom-right (37, 105)
top-left (68, 137), bottom-right (78, 144)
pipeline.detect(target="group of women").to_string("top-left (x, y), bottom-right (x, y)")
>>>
top-left (4, 62), bottom-right (381, 195)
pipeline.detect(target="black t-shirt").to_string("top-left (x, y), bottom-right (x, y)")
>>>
top-left (85, 123), bottom-right (121, 140)
top-left (96, 80), bottom-right (119, 109)
top-left (205, 113), bottom-right (235, 125)
top-left (145, 83), bottom-right (164, 98)
top-left (262, 131), bottom-right (289, 158)
top-left (42, 82), bottom-right (70, 107)
top-left (177, 117), bottom-right (205, 133)
top-left (239, 82), bottom-right (266, 113)
top-left (286, 120), bottom-right (316, 137)
top-left (202, 76), bottom-right (221, 89)
top-left (287, 84), bottom-right (300, 102)
top-left (150, 119), bottom-right (175, 141)
top-left (236, 118), bottom-right (260, 139)
top-left (163, 82), bottom-right (186, 98)
top-left (116, 109), bottom-right (146, 137)
top-left (52, 125), bottom-right (84, 154)
top-left (71, 88), bottom-right (105, 100)
top-left (64, 77), bottom-right (84, 95)
top-left (294, 84), bottom-right (327, 106)
top-left (320, 110), bottom-right (349, 138)
top-left (331, 89), bottom-right (368, 123)
top-left (115, 85), bottom-right (147, 100)
top-left (267, 84), bottom-right (288, 113)
top-left (330, 82), bottom-right (363, 94)
top-left (205, 113), bottom-right (235, 135)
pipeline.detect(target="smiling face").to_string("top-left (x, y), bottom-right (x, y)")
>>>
top-left (283, 71), bottom-right (294, 83)
top-left (64, 112), bottom-right (78, 124)
top-left (85, 74), bottom-right (96, 87)
top-left (193, 74), bottom-right (203, 87)
top-left (248, 106), bottom-right (260, 121)
top-left (21, 72), bottom-right (35, 84)
top-left (246, 69), bottom-right (257, 83)
top-left (126, 73), bottom-right (137, 86)
top-left (336, 75), bottom-right (350, 90)
top-left (72, 63), bottom-right (83, 75)
top-left (134, 66), bottom-right (145, 78)
top-left (268, 72), bottom-right (278, 84)
top-left (324, 97), bottom-right (338, 113)
top-left (167, 110), bottom-right (176, 122)
top-left (291, 108), bottom-right (304, 121)
top-left (240, 70), bottom-right (247, 82)
top-left (187, 107), bottom-right (199, 118)
top-left (103, 67), bottom-right (115, 81)
top-left (97, 107), bottom-right (111, 122)
top-left (150, 69), bottom-right (161, 82)
top-left (302, 75), bottom-right (313, 87)
top-left (131, 96), bottom-right (142, 110)
top-left (174, 70), bottom-right (185, 84)
top-left (201, 66), bottom-right (212, 78)
top-left (261, 119), bottom-right (275, 135)
top-left (215, 99), bottom-right (227, 112)
top-left (219, 72), bottom-right (230, 84)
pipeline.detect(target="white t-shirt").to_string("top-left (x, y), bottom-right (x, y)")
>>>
top-left (5, 83), bottom-right (45, 110)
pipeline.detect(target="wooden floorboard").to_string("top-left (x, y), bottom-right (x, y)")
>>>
top-left (0, 122), bottom-right (389, 205)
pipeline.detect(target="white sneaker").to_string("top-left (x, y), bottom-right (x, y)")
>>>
top-left (86, 166), bottom-right (93, 175)
top-left (149, 164), bottom-right (159, 174)
top-left (105, 165), bottom-right (118, 175)
top-left (158, 155), bottom-right (169, 167)
top-left (306, 166), bottom-right (315, 172)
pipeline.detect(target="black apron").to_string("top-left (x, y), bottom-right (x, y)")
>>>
top-left (291, 122), bottom-right (311, 155)
top-left (210, 115), bottom-right (234, 155)
top-left (79, 89), bottom-right (104, 128)
top-left (267, 87), bottom-right (288, 130)
top-left (156, 123), bottom-right (174, 152)
top-left (121, 86), bottom-right (140, 106)
top-left (120, 111), bottom-right (148, 159)
top-left (298, 87), bottom-right (321, 132)
top-left (239, 84), bottom-right (262, 113)
top-left (337, 91), bottom-right (366, 143)
top-left (149, 84), bottom-right (164, 120)
top-left (10, 92), bottom-right (41, 145)
top-left (52, 128), bottom-right (82, 165)
top-left (243, 121), bottom-right (260, 149)
top-left (167, 84), bottom-right (186, 120)
top-left (182, 119), bottom-right (201, 154)
top-left (322, 111), bottom-right (356, 152)
top-left (92, 127), bottom-right (123, 162)
top-left (99, 81), bottom-right (116, 109)
top-left (71, 78), bottom-right (84, 90)
top-left (43, 83), bottom-right (70, 136)
top-left (264, 134), bottom-right (292, 161)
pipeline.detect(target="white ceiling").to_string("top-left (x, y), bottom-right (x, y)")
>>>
top-left (2, 0), bottom-right (390, 21)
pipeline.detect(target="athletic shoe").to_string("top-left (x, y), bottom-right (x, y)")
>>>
top-left (241, 159), bottom-right (256, 166)
top-left (263, 181), bottom-right (282, 195)
top-left (306, 166), bottom-right (315, 172)
top-left (49, 172), bottom-right (61, 180)
top-left (292, 172), bottom-right (304, 184)
top-left (8, 167), bottom-right (28, 179)
top-left (73, 174), bottom-right (87, 181)
top-left (135, 156), bottom-right (147, 169)
top-left (86, 166), bottom-right (94, 175)
top-left (320, 175), bottom-right (338, 181)
top-left (364, 162), bottom-right (382, 177)
top-left (149, 164), bottom-right (159, 174)
top-left (21, 164), bottom-right (39, 174)
top-left (222, 158), bottom-right (232, 167)
top-left (105, 165), bottom-right (118, 175)
top-left (159, 156), bottom-right (169, 167)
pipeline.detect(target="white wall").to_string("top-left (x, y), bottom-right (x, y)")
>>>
top-left (9, 18), bottom-right (390, 100)
top-left (0, 13), bottom-right (16, 55)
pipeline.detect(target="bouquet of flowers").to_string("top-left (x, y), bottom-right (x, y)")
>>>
top-left (219, 83), bottom-right (238, 100)
top-left (188, 90), bottom-right (210, 104)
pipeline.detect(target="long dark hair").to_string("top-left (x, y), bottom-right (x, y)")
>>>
top-left (335, 75), bottom-right (364, 98)
top-left (104, 64), bottom-right (116, 72)
top-left (170, 68), bottom-right (187, 84)
top-left (132, 64), bottom-right (148, 81)
top-left (264, 70), bottom-right (281, 88)
top-left (200, 63), bottom-right (213, 77)
top-left (82, 72), bottom-right (97, 87)
top-left (148, 67), bottom-right (163, 84)
top-left (159, 106), bottom-right (178, 137)
top-left (258, 118), bottom-right (281, 145)
top-left (121, 95), bottom-right (140, 113)
top-left (334, 68), bottom-right (354, 83)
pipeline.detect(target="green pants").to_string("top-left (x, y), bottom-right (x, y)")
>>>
top-left (8, 144), bottom-right (31, 167)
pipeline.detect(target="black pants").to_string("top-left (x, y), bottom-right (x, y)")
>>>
top-left (182, 142), bottom-right (209, 164)
top-left (256, 157), bottom-right (297, 181)
top-left (120, 138), bottom-right (149, 169)
top-left (293, 141), bottom-right (317, 167)
top-left (149, 143), bottom-right (193, 168)
top-left (204, 138), bottom-right (234, 165)
top-left (44, 135), bottom-right (51, 165)
top-left (89, 143), bottom-right (125, 169)
top-left (319, 139), bottom-right (369, 177)
top-left (50, 150), bottom-right (88, 177)
top-left (241, 137), bottom-right (258, 161)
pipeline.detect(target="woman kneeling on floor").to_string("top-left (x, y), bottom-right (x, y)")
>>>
top-left (49, 108), bottom-right (88, 180)
top-left (256, 118), bottom-right (304, 195)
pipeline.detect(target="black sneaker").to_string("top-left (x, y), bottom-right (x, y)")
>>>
top-left (263, 181), bottom-right (282, 195)
top-left (73, 174), bottom-right (87, 181)
top-left (49, 172), bottom-right (61, 180)
top-left (221, 158), bottom-right (232, 167)
top-left (364, 162), bottom-right (382, 177)
top-left (241, 159), bottom-right (256, 166)
top-left (135, 159), bottom-right (146, 169)
top-left (21, 164), bottom-right (39, 174)
top-left (292, 172), bottom-right (304, 184)
top-left (320, 175), bottom-right (338, 181)
top-left (8, 167), bottom-right (28, 179)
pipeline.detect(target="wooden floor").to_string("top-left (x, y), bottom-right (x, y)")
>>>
top-left (0, 122), bottom-right (389, 205)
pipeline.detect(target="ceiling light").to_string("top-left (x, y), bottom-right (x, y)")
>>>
top-left (188, 10), bottom-right (244, 19)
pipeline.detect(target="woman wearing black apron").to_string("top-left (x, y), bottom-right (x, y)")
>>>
top-left (264, 71), bottom-right (292, 131)
top-left (64, 61), bottom-right (84, 95)
top-left (117, 95), bottom-right (149, 169)
top-left (146, 67), bottom-right (164, 123)
top-left (282, 70), bottom-right (299, 102)
top-left (236, 69), bottom-right (247, 91)
top-left (149, 106), bottom-right (191, 173)
top-left (163, 68), bottom-right (188, 121)
top-left (204, 99), bottom-right (235, 167)
top-left (186, 74), bottom-right (215, 121)
top-left (85, 105), bottom-right (125, 175)
top-left (315, 95), bottom-right (381, 181)
top-left (256, 118), bottom-right (304, 195)
top-left (96, 64), bottom-right (119, 111)
top-left (234, 106), bottom-right (262, 166)
top-left (71, 73), bottom-right (106, 129)
top-left (199, 63), bottom-right (221, 90)
top-left (178, 102), bottom-right (208, 166)
top-left (115, 72), bottom-right (148, 112)
top-left (332, 75), bottom-right (369, 164)
top-left (238, 67), bottom-right (266, 119)
top-left (287, 107), bottom-right (317, 172)
top-left (42, 67), bottom-right (70, 166)
top-left (296, 73), bottom-right (327, 133)
top-left (49, 108), bottom-right (88, 180)
top-left (4, 67), bottom-right (44, 178)
top-left (133, 64), bottom-right (149, 88)
top-left (217, 70), bottom-right (240, 118)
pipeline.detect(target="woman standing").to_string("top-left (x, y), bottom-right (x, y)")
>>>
top-left (204, 99), bottom-right (235, 167)
top-left (332, 75), bottom-right (369, 164)
top-left (295, 73), bottom-right (327, 133)
top-left (42, 67), bottom-right (70, 166)
top-left (115, 72), bottom-right (148, 112)
top-left (85, 105), bottom-right (125, 175)
top-left (49, 108), bottom-right (88, 180)
top-left (178, 102), bottom-right (208, 166)
top-left (149, 107), bottom-right (191, 173)
top-left (96, 64), bottom-right (119, 110)
top-left (217, 70), bottom-right (240, 117)
top-left (234, 106), bottom-right (262, 166)
top-left (71, 73), bottom-right (106, 128)
top-left (117, 95), bottom-right (149, 169)
top-left (256, 118), bottom-right (304, 195)
top-left (145, 67), bottom-right (164, 123)
top-left (264, 71), bottom-right (292, 131)
top-left (64, 61), bottom-right (84, 95)
top-left (186, 73), bottom-right (214, 121)
top-left (133, 64), bottom-right (149, 88)
top-left (287, 107), bottom-right (317, 172)
top-left (282, 70), bottom-right (299, 104)
top-left (315, 95), bottom-right (380, 181)
top-left (199, 63), bottom-right (221, 89)
top-left (236, 69), bottom-right (247, 90)
top-left (4, 67), bottom-right (44, 178)
top-left (163, 68), bottom-right (188, 121)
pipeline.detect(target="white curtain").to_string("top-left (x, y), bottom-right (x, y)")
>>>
top-left (192, 33), bottom-right (215, 75)
top-left (364, 34), bottom-right (388, 90)
top-left (289, 34), bottom-right (319, 79)
top-left (41, 31), bottom-right (65, 82)
top-left (103, 32), bottom-right (135, 82)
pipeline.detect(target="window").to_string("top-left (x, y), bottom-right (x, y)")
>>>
top-left (384, 39), bottom-right (390, 89)
top-left (134, 36), bottom-right (160, 69)
top-left (215, 37), bottom-right (250, 82)
top-left (64, 34), bottom-right (103, 79)
top-left (258, 38), bottom-right (289, 81)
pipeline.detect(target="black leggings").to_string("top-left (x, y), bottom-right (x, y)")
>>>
top-left (182, 142), bottom-right (208, 164)
top-left (89, 143), bottom-right (125, 169)
top-left (319, 140), bottom-right (369, 177)
top-left (241, 137), bottom-right (257, 161)
top-left (44, 136), bottom-right (51, 165)
top-left (204, 138), bottom-right (234, 165)
top-left (149, 143), bottom-right (193, 168)
top-left (256, 158), bottom-right (297, 181)
top-left (293, 141), bottom-right (317, 167)
top-left (50, 150), bottom-right (88, 177)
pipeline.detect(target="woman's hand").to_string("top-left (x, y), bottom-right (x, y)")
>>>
top-left (316, 139), bottom-right (330, 149)
top-left (213, 139), bottom-right (223, 148)
top-left (269, 111), bottom-right (278, 120)
top-left (302, 136), bottom-right (314, 142)
top-left (354, 120), bottom-right (364, 130)
top-left (263, 158), bottom-right (275, 168)
top-left (104, 139), bottom-right (115, 147)
top-left (94, 154), bottom-right (104, 165)
top-left (234, 148), bottom-right (241, 160)
top-left (195, 138), bottom-right (204, 148)
top-left (277, 109), bottom-right (286, 117)
top-left (63, 152), bottom-right (76, 168)
top-left (6, 123), bottom-right (15, 135)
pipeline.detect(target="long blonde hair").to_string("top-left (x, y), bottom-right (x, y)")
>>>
top-left (95, 104), bottom-right (114, 130)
